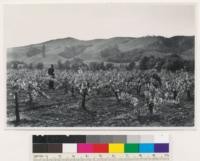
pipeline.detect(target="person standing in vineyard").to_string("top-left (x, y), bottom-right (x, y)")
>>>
top-left (48, 64), bottom-right (55, 89)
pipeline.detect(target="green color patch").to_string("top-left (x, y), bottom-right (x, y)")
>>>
top-left (125, 144), bottom-right (139, 153)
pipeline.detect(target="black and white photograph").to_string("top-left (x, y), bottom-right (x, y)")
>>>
top-left (5, 3), bottom-right (195, 127)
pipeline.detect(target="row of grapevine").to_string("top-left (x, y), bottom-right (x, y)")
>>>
top-left (7, 68), bottom-right (194, 123)
top-left (7, 69), bottom-right (50, 123)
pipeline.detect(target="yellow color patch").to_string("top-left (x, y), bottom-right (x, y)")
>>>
top-left (109, 144), bottom-right (124, 153)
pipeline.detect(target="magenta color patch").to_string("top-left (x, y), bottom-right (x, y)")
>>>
top-left (77, 144), bottom-right (93, 153)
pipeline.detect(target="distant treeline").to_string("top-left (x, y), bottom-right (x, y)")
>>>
top-left (7, 54), bottom-right (194, 72)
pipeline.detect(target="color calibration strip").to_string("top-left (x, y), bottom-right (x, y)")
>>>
top-left (33, 135), bottom-right (169, 154)
top-left (33, 143), bottom-right (169, 153)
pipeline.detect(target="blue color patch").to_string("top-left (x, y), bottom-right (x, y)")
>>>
top-left (139, 144), bottom-right (154, 153)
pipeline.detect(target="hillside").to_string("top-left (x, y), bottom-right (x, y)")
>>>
top-left (7, 36), bottom-right (194, 65)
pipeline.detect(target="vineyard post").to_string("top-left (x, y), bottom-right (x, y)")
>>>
top-left (28, 84), bottom-right (33, 108)
top-left (71, 86), bottom-right (75, 97)
top-left (136, 79), bottom-right (142, 95)
top-left (173, 90), bottom-right (177, 100)
top-left (81, 91), bottom-right (87, 111)
top-left (148, 102), bottom-right (154, 115)
top-left (136, 106), bottom-right (141, 120)
top-left (187, 90), bottom-right (191, 100)
top-left (111, 87), bottom-right (120, 102)
top-left (14, 92), bottom-right (20, 123)
top-left (114, 92), bottom-right (120, 102)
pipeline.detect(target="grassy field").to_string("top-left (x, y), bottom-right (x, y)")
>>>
top-left (7, 88), bottom-right (194, 127)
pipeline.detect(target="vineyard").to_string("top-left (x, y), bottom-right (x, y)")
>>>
top-left (7, 68), bottom-right (194, 127)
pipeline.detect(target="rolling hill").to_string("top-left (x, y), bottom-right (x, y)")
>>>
top-left (7, 36), bottom-right (194, 66)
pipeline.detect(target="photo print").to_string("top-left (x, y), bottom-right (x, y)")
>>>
top-left (5, 3), bottom-right (195, 127)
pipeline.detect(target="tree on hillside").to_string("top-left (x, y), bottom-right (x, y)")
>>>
top-left (183, 60), bottom-right (194, 72)
top-left (71, 58), bottom-right (86, 71)
top-left (139, 56), bottom-right (150, 70)
top-left (36, 62), bottom-right (44, 70)
top-left (57, 60), bottom-right (64, 70)
top-left (89, 62), bottom-right (105, 71)
top-left (163, 54), bottom-right (184, 71)
top-left (139, 56), bottom-right (157, 70)
top-left (105, 63), bottom-right (114, 70)
top-left (28, 63), bottom-right (33, 69)
top-left (126, 61), bottom-right (135, 70)
top-left (64, 60), bottom-right (71, 70)
top-left (154, 58), bottom-right (165, 71)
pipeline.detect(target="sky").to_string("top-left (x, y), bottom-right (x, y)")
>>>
top-left (4, 3), bottom-right (195, 48)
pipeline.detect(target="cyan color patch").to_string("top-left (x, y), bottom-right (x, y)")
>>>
top-left (139, 144), bottom-right (154, 153)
